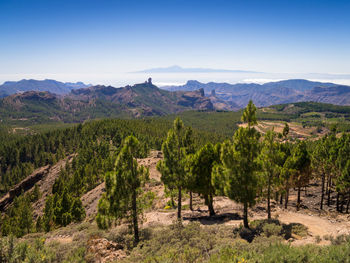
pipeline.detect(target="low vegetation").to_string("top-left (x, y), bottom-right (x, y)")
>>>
top-left (0, 221), bottom-right (348, 263)
top-left (1, 100), bottom-right (350, 262)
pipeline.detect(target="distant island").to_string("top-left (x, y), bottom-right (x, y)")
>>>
top-left (133, 65), bottom-right (261, 74)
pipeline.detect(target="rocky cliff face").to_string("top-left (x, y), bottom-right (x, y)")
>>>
top-left (0, 166), bottom-right (49, 211)
top-left (176, 88), bottom-right (213, 110)
top-left (69, 82), bottom-right (213, 115)
top-left (0, 81), bottom-right (214, 124)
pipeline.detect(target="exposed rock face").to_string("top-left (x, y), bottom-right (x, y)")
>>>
top-left (177, 89), bottom-right (213, 110)
top-left (69, 83), bottom-right (213, 112)
top-left (88, 238), bottom-right (126, 263)
top-left (0, 81), bottom-right (214, 124)
top-left (0, 155), bottom-right (74, 215)
top-left (0, 166), bottom-right (49, 211)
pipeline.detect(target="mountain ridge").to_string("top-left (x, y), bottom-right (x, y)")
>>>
top-left (0, 79), bottom-right (91, 98)
top-left (0, 80), bottom-right (213, 124)
top-left (162, 79), bottom-right (349, 108)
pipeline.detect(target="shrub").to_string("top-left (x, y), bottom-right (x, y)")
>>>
top-left (331, 234), bottom-right (350, 245)
top-left (0, 236), bottom-right (56, 262)
top-left (315, 235), bottom-right (321, 243)
top-left (262, 224), bottom-right (282, 237)
top-left (290, 223), bottom-right (308, 237)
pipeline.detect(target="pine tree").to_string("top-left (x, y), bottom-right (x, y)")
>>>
top-left (71, 198), bottom-right (86, 222)
top-left (187, 143), bottom-right (221, 216)
top-left (288, 141), bottom-right (311, 211)
top-left (96, 135), bottom-right (149, 245)
top-left (43, 196), bottom-right (54, 232)
top-left (31, 184), bottom-right (41, 202)
top-left (157, 118), bottom-right (192, 220)
top-left (335, 133), bottom-right (350, 213)
top-left (259, 130), bottom-right (282, 219)
top-left (36, 216), bottom-right (43, 232)
top-left (19, 196), bottom-right (33, 235)
top-left (282, 122), bottom-right (290, 138)
top-left (213, 100), bottom-right (260, 228)
top-left (312, 135), bottom-right (333, 210)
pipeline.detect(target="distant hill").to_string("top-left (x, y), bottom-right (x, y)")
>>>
top-left (0, 79), bottom-right (90, 98)
top-left (134, 65), bottom-right (260, 73)
top-left (0, 79), bottom-right (213, 124)
top-left (162, 79), bottom-right (350, 108)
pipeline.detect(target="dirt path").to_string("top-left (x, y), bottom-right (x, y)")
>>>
top-left (45, 235), bottom-right (73, 244)
top-left (278, 209), bottom-right (350, 237)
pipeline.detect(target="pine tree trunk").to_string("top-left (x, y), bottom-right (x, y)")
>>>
top-left (132, 189), bottom-right (139, 246)
top-left (189, 192), bottom-right (193, 211)
top-left (267, 175), bottom-right (271, 219)
top-left (320, 173), bottom-right (325, 210)
top-left (346, 191), bottom-right (350, 214)
top-left (177, 187), bottom-right (182, 219)
top-left (243, 202), bottom-right (249, 228)
top-left (275, 192), bottom-right (278, 202)
top-left (208, 193), bottom-right (215, 216)
top-left (340, 194), bottom-right (344, 213)
top-left (280, 193), bottom-right (283, 205)
top-left (327, 176), bottom-right (332, 207)
top-left (284, 188), bottom-right (289, 209)
top-left (171, 194), bottom-right (175, 208)
top-left (297, 186), bottom-right (301, 211)
top-left (336, 192), bottom-right (340, 212)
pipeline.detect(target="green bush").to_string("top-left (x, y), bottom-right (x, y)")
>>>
top-left (0, 236), bottom-right (56, 262)
top-left (262, 224), bottom-right (282, 237)
top-left (119, 222), bottom-right (350, 263)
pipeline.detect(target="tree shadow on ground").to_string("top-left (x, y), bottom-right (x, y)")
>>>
top-left (183, 211), bottom-right (242, 225)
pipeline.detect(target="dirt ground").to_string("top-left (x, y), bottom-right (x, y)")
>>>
top-left (129, 151), bottom-right (350, 245)
top-left (239, 121), bottom-right (327, 139)
top-left (13, 150), bottom-right (350, 247)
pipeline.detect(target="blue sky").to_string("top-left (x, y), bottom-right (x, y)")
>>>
top-left (1, 0), bottom-right (350, 86)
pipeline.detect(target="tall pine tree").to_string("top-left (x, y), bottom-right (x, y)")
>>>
top-left (213, 100), bottom-right (261, 228)
top-left (259, 130), bottom-right (283, 219)
top-left (96, 135), bottom-right (149, 245)
top-left (157, 118), bottom-right (193, 220)
top-left (187, 143), bottom-right (221, 216)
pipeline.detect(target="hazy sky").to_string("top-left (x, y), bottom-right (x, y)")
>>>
top-left (1, 0), bottom-right (350, 86)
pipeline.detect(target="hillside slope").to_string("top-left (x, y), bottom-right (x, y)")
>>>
top-left (0, 79), bottom-right (213, 124)
top-left (0, 79), bottom-right (89, 98)
top-left (163, 79), bottom-right (350, 108)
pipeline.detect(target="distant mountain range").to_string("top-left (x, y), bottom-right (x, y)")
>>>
top-left (0, 79), bottom-right (213, 124)
top-left (0, 79), bottom-right (90, 98)
top-left (162, 79), bottom-right (350, 109)
top-left (134, 65), bottom-right (260, 74)
top-left (1, 78), bottom-right (350, 125)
